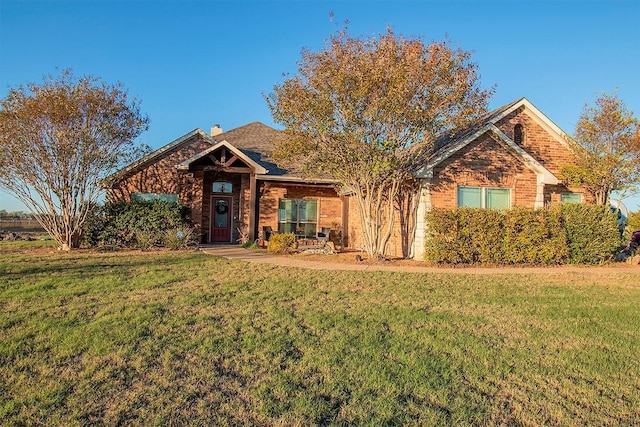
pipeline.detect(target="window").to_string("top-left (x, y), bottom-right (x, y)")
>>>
top-left (212, 181), bottom-right (232, 193)
top-left (561, 193), bottom-right (582, 204)
top-left (131, 192), bottom-right (178, 203)
top-left (458, 187), bottom-right (482, 208)
top-left (278, 199), bottom-right (318, 237)
top-left (458, 186), bottom-right (511, 209)
top-left (514, 124), bottom-right (524, 145)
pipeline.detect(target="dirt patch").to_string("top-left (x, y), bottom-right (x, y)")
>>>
top-left (294, 249), bottom-right (424, 266)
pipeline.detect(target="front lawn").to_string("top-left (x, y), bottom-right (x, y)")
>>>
top-left (1, 243), bottom-right (638, 425)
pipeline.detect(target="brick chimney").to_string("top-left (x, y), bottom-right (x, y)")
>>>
top-left (210, 124), bottom-right (223, 136)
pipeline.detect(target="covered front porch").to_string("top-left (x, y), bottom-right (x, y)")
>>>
top-left (177, 139), bottom-right (349, 246)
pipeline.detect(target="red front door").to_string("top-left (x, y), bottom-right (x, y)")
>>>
top-left (211, 196), bottom-right (232, 242)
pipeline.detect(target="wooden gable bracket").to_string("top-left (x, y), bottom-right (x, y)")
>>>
top-left (223, 155), bottom-right (239, 167)
top-left (177, 140), bottom-right (269, 175)
top-left (206, 151), bottom-right (242, 169)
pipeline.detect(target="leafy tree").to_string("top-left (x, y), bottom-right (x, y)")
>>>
top-left (562, 91), bottom-right (640, 205)
top-left (266, 28), bottom-right (492, 258)
top-left (0, 70), bottom-right (149, 250)
top-left (628, 210), bottom-right (640, 233)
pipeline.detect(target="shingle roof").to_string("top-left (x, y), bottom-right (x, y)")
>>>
top-left (416, 97), bottom-right (563, 185)
top-left (102, 128), bottom-right (214, 187)
top-left (431, 97), bottom-right (524, 155)
top-left (208, 122), bottom-right (289, 176)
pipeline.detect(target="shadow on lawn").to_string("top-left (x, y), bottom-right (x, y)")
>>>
top-left (2, 251), bottom-right (209, 279)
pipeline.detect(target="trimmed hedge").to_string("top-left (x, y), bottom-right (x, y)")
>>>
top-left (82, 200), bottom-right (189, 249)
top-left (425, 204), bottom-right (620, 265)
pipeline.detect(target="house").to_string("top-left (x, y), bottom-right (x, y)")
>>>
top-left (104, 122), bottom-right (346, 245)
top-left (409, 97), bottom-right (590, 259)
top-left (104, 98), bottom-right (590, 257)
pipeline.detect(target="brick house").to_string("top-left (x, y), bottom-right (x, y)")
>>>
top-left (104, 122), bottom-right (347, 245)
top-left (104, 98), bottom-right (589, 257)
top-left (409, 97), bottom-right (591, 259)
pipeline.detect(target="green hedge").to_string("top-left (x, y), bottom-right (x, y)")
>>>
top-left (425, 205), bottom-right (620, 265)
top-left (82, 200), bottom-right (189, 249)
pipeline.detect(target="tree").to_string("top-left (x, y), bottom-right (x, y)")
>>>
top-left (628, 210), bottom-right (640, 233)
top-left (0, 70), bottom-right (149, 250)
top-left (266, 28), bottom-right (492, 258)
top-left (562, 91), bottom-right (640, 205)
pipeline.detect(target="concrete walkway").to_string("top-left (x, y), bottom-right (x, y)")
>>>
top-left (199, 245), bottom-right (640, 274)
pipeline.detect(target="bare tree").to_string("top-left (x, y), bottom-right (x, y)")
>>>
top-left (0, 70), bottom-right (149, 250)
top-left (266, 28), bottom-right (493, 258)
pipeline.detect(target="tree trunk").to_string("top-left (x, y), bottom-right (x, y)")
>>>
top-left (352, 179), bottom-right (402, 259)
top-left (397, 179), bottom-right (420, 259)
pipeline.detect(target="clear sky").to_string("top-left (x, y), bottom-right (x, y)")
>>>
top-left (1, 0), bottom-right (639, 212)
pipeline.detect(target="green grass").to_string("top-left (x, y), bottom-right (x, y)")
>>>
top-left (1, 243), bottom-right (639, 425)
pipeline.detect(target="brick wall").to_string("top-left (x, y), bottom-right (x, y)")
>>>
top-left (107, 134), bottom-right (212, 237)
top-left (496, 107), bottom-right (576, 177)
top-left (428, 108), bottom-right (592, 209)
top-left (494, 107), bottom-right (593, 203)
top-left (347, 199), bottom-right (406, 257)
top-left (257, 182), bottom-right (343, 240)
top-left (430, 132), bottom-right (539, 208)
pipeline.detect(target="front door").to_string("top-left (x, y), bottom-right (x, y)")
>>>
top-left (211, 196), bottom-right (232, 242)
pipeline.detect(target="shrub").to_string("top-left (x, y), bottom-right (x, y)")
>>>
top-left (80, 202), bottom-right (105, 248)
top-left (501, 206), bottom-right (569, 265)
top-left (424, 208), bottom-right (506, 264)
top-left (424, 209), bottom-right (466, 264)
top-left (561, 203), bottom-right (621, 264)
top-left (82, 199), bottom-right (187, 249)
top-left (164, 228), bottom-right (196, 250)
top-left (626, 211), bottom-right (640, 235)
top-left (266, 233), bottom-right (296, 254)
top-left (242, 240), bottom-right (259, 249)
top-left (425, 204), bottom-right (620, 265)
top-left (135, 230), bottom-right (156, 251)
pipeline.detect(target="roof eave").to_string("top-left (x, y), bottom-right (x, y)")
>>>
top-left (256, 174), bottom-right (339, 185)
top-left (177, 140), bottom-right (269, 174)
top-left (487, 124), bottom-right (559, 185)
top-left (104, 128), bottom-right (213, 186)
top-left (415, 124), bottom-right (560, 185)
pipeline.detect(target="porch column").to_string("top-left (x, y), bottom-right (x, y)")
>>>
top-left (248, 173), bottom-right (257, 240)
top-left (412, 179), bottom-right (431, 261)
top-left (341, 195), bottom-right (349, 247)
top-left (534, 175), bottom-right (545, 209)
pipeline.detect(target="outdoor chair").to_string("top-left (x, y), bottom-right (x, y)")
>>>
top-left (262, 226), bottom-right (273, 241)
top-left (317, 227), bottom-right (331, 244)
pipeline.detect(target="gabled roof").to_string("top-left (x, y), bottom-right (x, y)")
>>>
top-left (204, 122), bottom-right (290, 176)
top-left (103, 128), bottom-right (214, 186)
top-left (417, 97), bottom-right (566, 184)
top-left (210, 121), bottom-right (279, 155)
top-left (105, 121), bottom-right (339, 188)
top-left (177, 140), bottom-right (269, 174)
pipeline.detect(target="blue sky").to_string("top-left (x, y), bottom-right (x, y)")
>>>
top-left (1, 0), bottom-right (639, 212)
